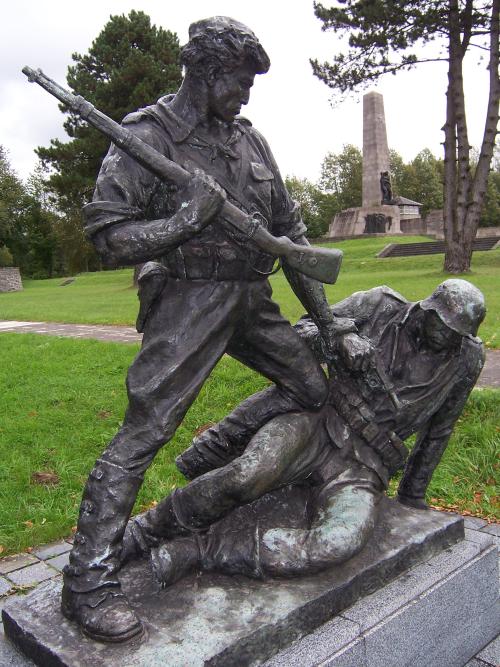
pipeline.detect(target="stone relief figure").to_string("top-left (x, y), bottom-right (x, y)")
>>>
top-left (121, 280), bottom-right (485, 585)
top-left (61, 17), bottom-right (365, 643)
top-left (380, 170), bottom-right (393, 204)
top-left (364, 212), bottom-right (391, 234)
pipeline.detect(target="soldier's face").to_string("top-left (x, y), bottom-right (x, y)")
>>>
top-left (207, 63), bottom-right (255, 123)
top-left (422, 310), bottom-right (461, 351)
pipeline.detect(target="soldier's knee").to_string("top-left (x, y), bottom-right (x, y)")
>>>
top-left (226, 459), bottom-right (267, 504)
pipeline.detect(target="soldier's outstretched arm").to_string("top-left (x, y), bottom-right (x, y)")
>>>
top-left (283, 237), bottom-right (355, 335)
top-left (397, 375), bottom-right (480, 509)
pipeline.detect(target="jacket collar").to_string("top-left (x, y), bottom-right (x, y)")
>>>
top-left (150, 95), bottom-right (247, 144)
top-left (154, 95), bottom-right (194, 143)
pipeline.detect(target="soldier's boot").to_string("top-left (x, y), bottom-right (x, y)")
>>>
top-left (176, 386), bottom-right (302, 479)
top-left (150, 536), bottom-right (202, 588)
top-left (61, 459), bottom-right (144, 643)
top-left (121, 494), bottom-right (189, 564)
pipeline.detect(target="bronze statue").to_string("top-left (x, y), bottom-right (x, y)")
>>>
top-left (20, 17), bottom-right (486, 649)
top-left (122, 280), bottom-right (485, 583)
top-left (45, 17), bottom-right (365, 643)
top-left (380, 170), bottom-right (393, 204)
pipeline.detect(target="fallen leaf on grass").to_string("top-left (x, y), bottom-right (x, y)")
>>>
top-left (97, 410), bottom-right (112, 419)
top-left (27, 410), bottom-right (38, 418)
top-left (139, 500), bottom-right (158, 512)
top-left (31, 471), bottom-right (60, 486)
top-left (193, 422), bottom-right (214, 437)
top-left (23, 520), bottom-right (34, 528)
top-left (0, 545), bottom-right (4, 554)
top-left (473, 492), bottom-right (483, 504)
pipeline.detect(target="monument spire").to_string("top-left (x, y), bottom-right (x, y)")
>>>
top-left (327, 89), bottom-right (401, 238)
top-left (362, 91), bottom-right (390, 208)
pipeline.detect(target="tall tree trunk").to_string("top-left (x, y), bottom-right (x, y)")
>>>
top-left (465, 0), bottom-right (500, 247)
top-left (443, 0), bottom-right (464, 272)
top-left (443, 0), bottom-right (500, 273)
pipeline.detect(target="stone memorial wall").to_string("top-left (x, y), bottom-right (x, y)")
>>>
top-left (0, 267), bottom-right (23, 292)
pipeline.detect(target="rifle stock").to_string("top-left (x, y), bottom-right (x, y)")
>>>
top-left (23, 66), bottom-right (342, 284)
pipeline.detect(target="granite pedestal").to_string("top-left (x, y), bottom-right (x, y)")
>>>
top-left (1, 499), bottom-right (469, 666)
top-left (327, 204), bottom-right (401, 238)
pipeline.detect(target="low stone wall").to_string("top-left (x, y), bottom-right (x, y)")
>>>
top-left (400, 217), bottom-right (426, 234)
top-left (0, 267), bottom-right (23, 292)
top-left (477, 225), bottom-right (500, 237)
top-left (425, 210), bottom-right (444, 238)
top-left (425, 210), bottom-right (500, 240)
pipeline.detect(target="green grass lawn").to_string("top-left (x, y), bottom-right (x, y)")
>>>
top-left (1, 235), bottom-right (499, 347)
top-left (0, 236), bottom-right (498, 556)
top-left (0, 334), bottom-right (498, 556)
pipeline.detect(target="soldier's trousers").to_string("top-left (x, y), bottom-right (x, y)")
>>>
top-left (105, 278), bottom-right (328, 473)
top-left (65, 279), bottom-right (328, 592)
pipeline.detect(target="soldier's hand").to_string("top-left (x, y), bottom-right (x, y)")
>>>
top-left (337, 332), bottom-right (374, 373)
top-left (183, 170), bottom-right (226, 230)
top-left (320, 317), bottom-right (357, 361)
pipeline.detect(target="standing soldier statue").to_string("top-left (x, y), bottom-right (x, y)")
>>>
top-left (47, 17), bottom-right (367, 642)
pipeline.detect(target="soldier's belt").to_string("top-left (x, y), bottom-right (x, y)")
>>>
top-left (165, 245), bottom-right (276, 281)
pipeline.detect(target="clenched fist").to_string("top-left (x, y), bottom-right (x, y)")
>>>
top-left (181, 169), bottom-right (227, 232)
top-left (337, 332), bottom-right (374, 373)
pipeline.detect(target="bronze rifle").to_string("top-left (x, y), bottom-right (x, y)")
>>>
top-left (23, 66), bottom-right (343, 284)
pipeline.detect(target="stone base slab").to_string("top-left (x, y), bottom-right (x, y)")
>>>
top-left (2, 500), bottom-right (465, 666)
top-left (268, 538), bottom-right (498, 667)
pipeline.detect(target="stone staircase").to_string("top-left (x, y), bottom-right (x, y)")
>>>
top-left (377, 236), bottom-right (500, 258)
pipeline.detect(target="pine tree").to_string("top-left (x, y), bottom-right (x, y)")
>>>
top-left (37, 10), bottom-right (182, 271)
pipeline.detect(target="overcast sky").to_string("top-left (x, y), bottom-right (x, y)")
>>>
top-left (0, 0), bottom-right (492, 184)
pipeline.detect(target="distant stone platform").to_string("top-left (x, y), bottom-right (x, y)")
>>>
top-left (2, 499), bottom-right (463, 667)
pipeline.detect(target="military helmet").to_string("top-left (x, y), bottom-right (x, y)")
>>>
top-left (420, 279), bottom-right (486, 336)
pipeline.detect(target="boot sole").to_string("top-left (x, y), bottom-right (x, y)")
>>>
top-left (82, 622), bottom-right (145, 644)
top-left (62, 603), bottom-right (145, 644)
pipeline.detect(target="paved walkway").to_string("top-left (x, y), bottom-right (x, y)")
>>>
top-left (1, 320), bottom-right (499, 388)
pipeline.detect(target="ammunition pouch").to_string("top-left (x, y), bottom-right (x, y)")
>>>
top-left (329, 379), bottom-right (408, 476)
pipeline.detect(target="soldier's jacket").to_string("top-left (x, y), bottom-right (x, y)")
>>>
top-left (296, 286), bottom-right (485, 486)
top-left (83, 94), bottom-right (305, 281)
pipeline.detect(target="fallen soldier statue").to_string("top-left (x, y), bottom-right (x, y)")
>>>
top-left (121, 279), bottom-right (486, 583)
